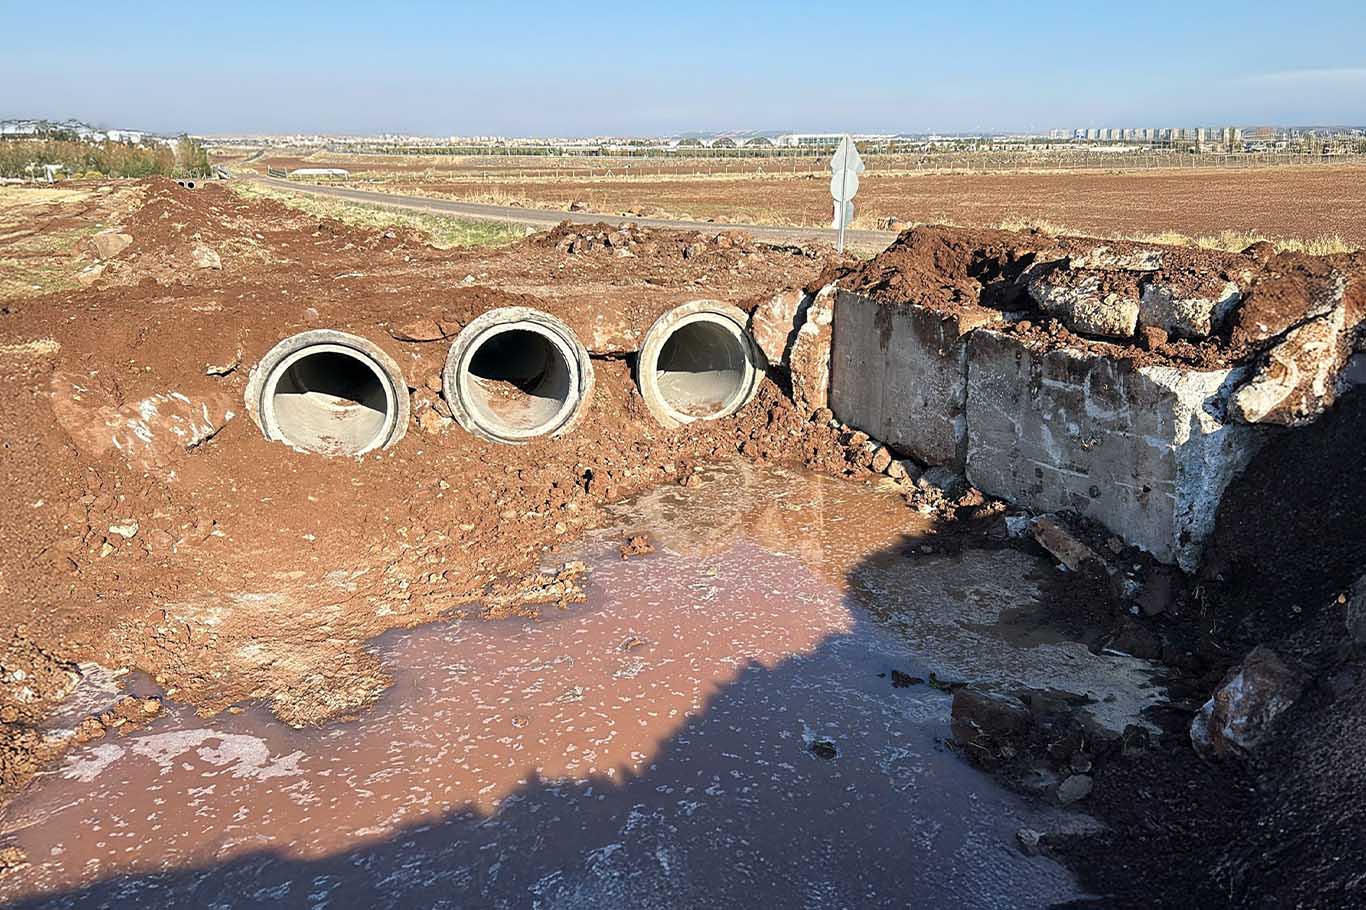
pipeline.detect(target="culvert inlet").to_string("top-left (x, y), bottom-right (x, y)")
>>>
top-left (245, 330), bottom-right (409, 456)
top-left (636, 300), bottom-right (766, 427)
top-left (443, 307), bottom-right (594, 444)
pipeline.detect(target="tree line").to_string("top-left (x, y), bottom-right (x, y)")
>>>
top-left (0, 136), bottom-right (212, 178)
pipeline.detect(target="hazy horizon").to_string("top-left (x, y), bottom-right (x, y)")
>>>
top-left (3, 0), bottom-right (1364, 137)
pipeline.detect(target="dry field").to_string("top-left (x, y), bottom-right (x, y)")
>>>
top-left (228, 150), bottom-right (1366, 251)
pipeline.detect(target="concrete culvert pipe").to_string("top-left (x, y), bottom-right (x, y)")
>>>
top-left (443, 307), bottom-right (594, 444)
top-left (245, 330), bottom-right (409, 456)
top-left (636, 300), bottom-right (767, 428)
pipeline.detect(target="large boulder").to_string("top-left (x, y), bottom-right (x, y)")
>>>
top-left (1028, 267), bottom-right (1141, 339)
top-left (49, 372), bottom-right (237, 477)
top-left (1190, 646), bottom-right (1306, 761)
top-left (748, 288), bottom-right (812, 366)
top-left (1139, 278), bottom-right (1241, 340)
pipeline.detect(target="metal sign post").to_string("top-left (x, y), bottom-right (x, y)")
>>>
top-left (829, 135), bottom-right (865, 253)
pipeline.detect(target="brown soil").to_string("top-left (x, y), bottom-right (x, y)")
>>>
top-left (0, 178), bottom-right (858, 799)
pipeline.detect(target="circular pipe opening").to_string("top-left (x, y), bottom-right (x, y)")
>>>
top-left (246, 331), bottom-right (409, 456)
top-left (636, 301), bottom-right (766, 428)
top-left (444, 308), bottom-right (594, 444)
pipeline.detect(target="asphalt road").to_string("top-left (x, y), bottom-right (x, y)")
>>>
top-left (247, 174), bottom-right (898, 253)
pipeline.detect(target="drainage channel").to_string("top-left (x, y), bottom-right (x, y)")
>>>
top-left (0, 462), bottom-right (1163, 908)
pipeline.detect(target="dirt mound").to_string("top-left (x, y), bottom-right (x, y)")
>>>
top-left (0, 177), bottom-right (851, 799)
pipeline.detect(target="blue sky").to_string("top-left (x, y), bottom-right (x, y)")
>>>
top-left (3, 1), bottom-right (1363, 135)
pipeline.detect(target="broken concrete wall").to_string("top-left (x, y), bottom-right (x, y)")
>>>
top-left (828, 290), bottom-right (999, 467)
top-left (788, 285), bottom-right (836, 416)
top-left (963, 330), bottom-right (1264, 570)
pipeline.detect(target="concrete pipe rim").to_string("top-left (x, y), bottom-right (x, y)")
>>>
top-left (636, 300), bottom-right (767, 428)
top-left (442, 307), bottom-right (595, 445)
top-left (245, 330), bottom-right (409, 457)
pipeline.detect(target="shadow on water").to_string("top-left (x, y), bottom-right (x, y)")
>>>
top-left (0, 462), bottom-right (1144, 909)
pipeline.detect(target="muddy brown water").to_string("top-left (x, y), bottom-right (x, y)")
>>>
top-left (0, 462), bottom-right (1164, 908)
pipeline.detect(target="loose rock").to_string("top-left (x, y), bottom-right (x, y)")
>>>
top-left (748, 288), bottom-right (812, 366)
top-left (1028, 268), bottom-right (1141, 340)
top-left (89, 230), bottom-right (132, 260)
top-left (1029, 515), bottom-right (1104, 573)
top-left (1190, 646), bottom-right (1306, 760)
top-left (951, 685), bottom-right (1032, 767)
top-left (191, 244), bottom-right (222, 270)
top-left (1057, 773), bottom-right (1093, 804)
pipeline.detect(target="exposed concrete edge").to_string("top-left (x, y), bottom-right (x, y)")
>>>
top-left (830, 290), bottom-right (1003, 470)
top-left (1139, 363), bottom-right (1266, 571)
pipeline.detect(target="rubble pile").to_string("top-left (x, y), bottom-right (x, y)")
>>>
top-left (835, 226), bottom-right (1365, 429)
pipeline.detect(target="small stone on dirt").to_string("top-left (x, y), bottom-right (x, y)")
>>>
top-left (889, 670), bottom-right (923, 688)
top-left (620, 534), bottom-right (654, 559)
top-left (108, 520), bottom-right (139, 539)
top-left (89, 230), bottom-right (132, 260)
top-left (1057, 774), bottom-right (1093, 804)
top-left (1016, 828), bottom-right (1044, 856)
top-left (1138, 325), bottom-right (1168, 351)
top-left (191, 244), bottom-right (222, 270)
top-left (1029, 515), bottom-right (1103, 573)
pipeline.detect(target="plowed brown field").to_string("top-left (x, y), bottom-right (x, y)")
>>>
top-left (236, 152), bottom-right (1366, 246)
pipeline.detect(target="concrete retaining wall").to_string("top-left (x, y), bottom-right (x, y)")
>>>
top-left (825, 292), bottom-right (1265, 570)
top-left (829, 290), bottom-right (1000, 467)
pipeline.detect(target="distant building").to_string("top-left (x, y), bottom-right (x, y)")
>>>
top-left (775, 133), bottom-right (846, 148)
